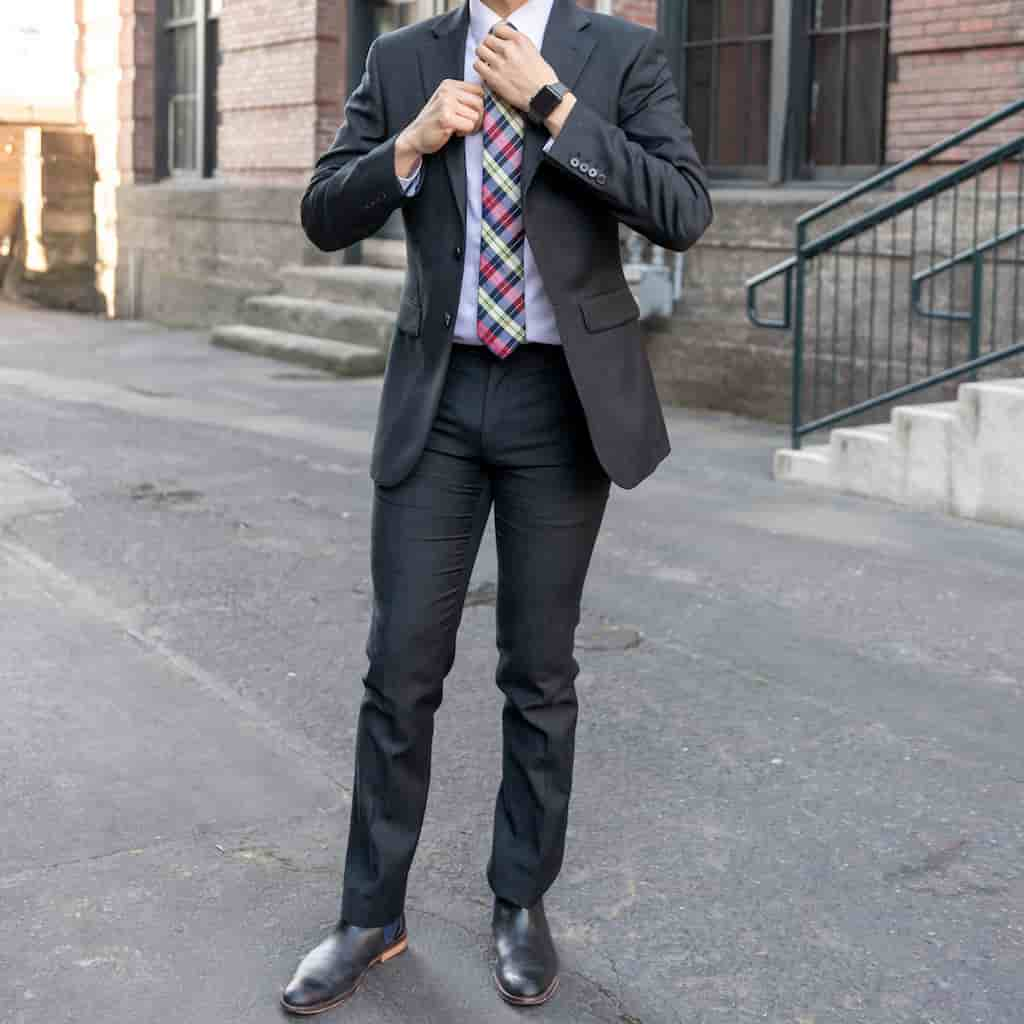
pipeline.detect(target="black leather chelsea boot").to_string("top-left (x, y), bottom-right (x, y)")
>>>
top-left (492, 897), bottom-right (560, 1006)
top-left (280, 915), bottom-right (407, 1015)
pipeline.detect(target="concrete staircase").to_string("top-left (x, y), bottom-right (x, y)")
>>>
top-left (211, 252), bottom-right (407, 376)
top-left (775, 377), bottom-right (1024, 529)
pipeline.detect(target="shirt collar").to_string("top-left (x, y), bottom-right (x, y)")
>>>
top-left (468, 0), bottom-right (556, 50)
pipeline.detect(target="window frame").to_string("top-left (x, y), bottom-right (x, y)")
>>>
top-left (659, 0), bottom-right (889, 185)
top-left (155, 0), bottom-right (219, 180)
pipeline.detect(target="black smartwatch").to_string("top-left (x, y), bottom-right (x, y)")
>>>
top-left (527, 81), bottom-right (569, 125)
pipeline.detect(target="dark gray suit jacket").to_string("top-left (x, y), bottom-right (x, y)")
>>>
top-left (300, 0), bottom-right (712, 489)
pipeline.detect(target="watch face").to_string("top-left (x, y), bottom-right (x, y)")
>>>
top-left (531, 83), bottom-right (565, 121)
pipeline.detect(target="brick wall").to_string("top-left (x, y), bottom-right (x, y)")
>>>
top-left (612, 0), bottom-right (657, 27)
top-left (888, 0), bottom-right (1024, 163)
top-left (218, 0), bottom-right (345, 184)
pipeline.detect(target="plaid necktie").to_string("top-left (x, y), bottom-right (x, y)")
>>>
top-left (477, 84), bottom-right (526, 357)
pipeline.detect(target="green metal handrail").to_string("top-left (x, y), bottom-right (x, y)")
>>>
top-left (746, 97), bottom-right (1024, 449)
top-left (912, 225), bottom-right (1024, 321)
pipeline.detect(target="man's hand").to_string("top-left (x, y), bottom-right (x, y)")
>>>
top-left (395, 80), bottom-right (485, 177)
top-left (474, 23), bottom-right (558, 114)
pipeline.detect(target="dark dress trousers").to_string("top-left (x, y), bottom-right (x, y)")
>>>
top-left (299, 0), bottom-right (712, 927)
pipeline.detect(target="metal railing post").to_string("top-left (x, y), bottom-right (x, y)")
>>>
top-left (968, 251), bottom-right (984, 380)
top-left (791, 221), bottom-right (806, 449)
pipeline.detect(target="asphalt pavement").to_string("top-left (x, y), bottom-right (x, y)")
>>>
top-left (2, 297), bottom-right (1023, 1024)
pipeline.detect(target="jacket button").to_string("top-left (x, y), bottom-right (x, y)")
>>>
top-left (454, 246), bottom-right (463, 260)
top-left (443, 313), bottom-right (453, 328)
top-left (569, 156), bottom-right (580, 168)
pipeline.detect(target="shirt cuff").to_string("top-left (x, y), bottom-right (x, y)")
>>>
top-left (542, 136), bottom-right (554, 153)
top-left (397, 157), bottom-right (424, 196)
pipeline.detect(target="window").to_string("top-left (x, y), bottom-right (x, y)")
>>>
top-left (681, 0), bottom-right (774, 177)
top-left (157, 0), bottom-right (219, 178)
top-left (661, 0), bottom-right (890, 183)
top-left (805, 0), bottom-right (888, 174)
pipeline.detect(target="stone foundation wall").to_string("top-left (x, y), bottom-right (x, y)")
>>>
top-left (2, 126), bottom-right (104, 314)
top-left (113, 180), bottom-right (332, 325)
top-left (648, 183), bottom-right (1023, 424)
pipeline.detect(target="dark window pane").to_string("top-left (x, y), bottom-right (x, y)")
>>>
top-left (808, 34), bottom-right (841, 165)
top-left (686, 46), bottom-right (713, 162)
top-left (172, 24), bottom-right (196, 94)
top-left (811, 0), bottom-right (844, 30)
top-left (747, 40), bottom-right (772, 165)
top-left (849, 0), bottom-right (885, 23)
top-left (204, 14), bottom-right (219, 175)
top-left (681, 0), bottom-right (774, 174)
top-left (171, 95), bottom-right (196, 170)
top-left (720, 0), bottom-right (745, 37)
top-left (716, 43), bottom-right (745, 165)
top-left (750, 0), bottom-right (774, 36)
top-left (844, 30), bottom-right (885, 162)
top-left (688, 0), bottom-right (714, 42)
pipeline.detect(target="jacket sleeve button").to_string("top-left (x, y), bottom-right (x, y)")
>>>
top-left (579, 161), bottom-right (589, 173)
top-left (597, 173), bottom-right (607, 185)
top-left (443, 313), bottom-right (453, 328)
top-left (588, 167), bottom-right (598, 178)
top-left (569, 156), bottom-right (580, 168)
top-left (454, 246), bottom-right (464, 260)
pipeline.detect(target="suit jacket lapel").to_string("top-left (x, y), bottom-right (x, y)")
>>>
top-left (418, 4), bottom-right (471, 230)
top-left (521, 0), bottom-right (594, 198)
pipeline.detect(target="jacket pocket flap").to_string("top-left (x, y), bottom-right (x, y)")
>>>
top-left (395, 293), bottom-right (421, 335)
top-left (578, 286), bottom-right (641, 333)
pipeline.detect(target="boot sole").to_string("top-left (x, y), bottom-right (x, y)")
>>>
top-left (494, 970), bottom-right (560, 1007)
top-left (280, 932), bottom-right (409, 1016)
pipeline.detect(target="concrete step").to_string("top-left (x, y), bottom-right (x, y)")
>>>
top-left (953, 378), bottom-right (1024, 527)
top-left (279, 264), bottom-right (405, 311)
top-left (361, 238), bottom-right (407, 269)
top-left (830, 424), bottom-right (893, 498)
top-left (891, 402), bottom-right (957, 511)
top-left (241, 295), bottom-right (395, 351)
top-left (210, 324), bottom-right (385, 376)
top-left (774, 444), bottom-right (832, 487)
top-left (771, 376), bottom-right (1024, 530)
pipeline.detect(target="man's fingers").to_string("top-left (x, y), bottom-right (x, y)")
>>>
top-left (489, 22), bottom-right (518, 40)
top-left (455, 96), bottom-right (483, 120)
top-left (442, 79), bottom-right (485, 98)
top-left (472, 60), bottom-right (495, 88)
top-left (450, 111), bottom-right (481, 136)
top-left (477, 36), bottom-right (506, 60)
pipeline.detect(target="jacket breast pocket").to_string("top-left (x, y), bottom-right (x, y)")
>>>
top-left (578, 285), bottom-right (640, 333)
top-left (395, 292), bottom-right (422, 337)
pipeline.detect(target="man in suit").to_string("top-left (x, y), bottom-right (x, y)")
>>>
top-left (282, 0), bottom-right (711, 1013)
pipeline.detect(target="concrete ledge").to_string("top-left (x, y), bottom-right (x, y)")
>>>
top-left (774, 445), bottom-right (832, 487)
top-left (241, 295), bottom-right (396, 351)
top-left (211, 324), bottom-right (386, 376)
top-left (831, 426), bottom-right (893, 499)
top-left (891, 403), bottom-right (957, 512)
top-left (279, 264), bottom-right (405, 310)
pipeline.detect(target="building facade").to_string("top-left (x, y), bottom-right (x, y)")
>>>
top-left (2, 0), bottom-right (1022, 419)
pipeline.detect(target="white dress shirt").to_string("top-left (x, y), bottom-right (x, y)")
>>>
top-left (396, 0), bottom-right (561, 346)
